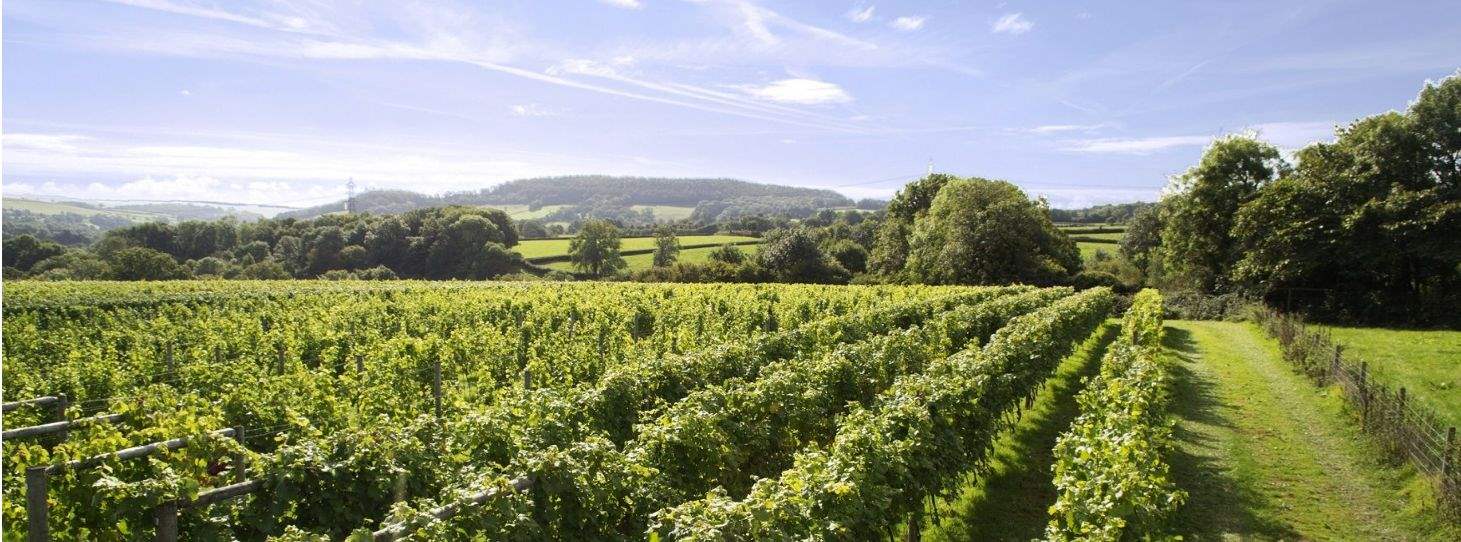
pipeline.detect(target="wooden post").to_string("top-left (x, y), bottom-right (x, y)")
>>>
top-left (154, 501), bottom-right (178, 542)
top-left (233, 426), bottom-right (247, 484)
top-left (522, 370), bottom-right (532, 389)
top-left (26, 466), bottom-right (48, 542)
top-left (355, 353), bottom-right (365, 374)
top-left (1445, 427), bottom-right (1457, 479)
top-left (1332, 345), bottom-right (1342, 383)
top-left (1360, 361), bottom-right (1370, 429)
top-left (52, 394), bottom-right (70, 441)
top-left (432, 357), bottom-right (442, 420)
top-left (275, 344), bottom-right (286, 375)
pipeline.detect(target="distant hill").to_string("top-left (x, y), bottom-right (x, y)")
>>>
top-left (278, 176), bottom-right (853, 223)
top-left (2, 197), bottom-right (264, 246)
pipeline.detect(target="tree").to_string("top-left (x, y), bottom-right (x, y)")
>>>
top-left (3, 235), bottom-right (66, 272)
top-left (518, 220), bottom-right (550, 239)
top-left (826, 239), bottom-right (868, 274)
top-left (108, 247), bottom-right (188, 280)
top-left (569, 219), bottom-right (626, 277)
top-left (339, 245), bottom-right (369, 271)
top-left (758, 227), bottom-right (849, 284)
top-left (1119, 203), bottom-right (1163, 274)
top-left (707, 243), bottom-right (747, 265)
top-left (1230, 74), bottom-right (1461, 322)
top-left (1158, 135), bottom-right (1287, 292)
top-left (239, 259), bottom-right (291, 279)
top-left (652, 227), bottom-right (680, 268)
top-left (903, 178), bottom-right (1079, 285)
top-left (32, 251), bottom-right (111, 280)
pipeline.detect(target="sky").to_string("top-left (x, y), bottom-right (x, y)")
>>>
top-left (3, 0), bottom-right (1459, 209)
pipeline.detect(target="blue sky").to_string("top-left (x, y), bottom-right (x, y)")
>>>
top-left (3, 0), bottom-right (1458, 209)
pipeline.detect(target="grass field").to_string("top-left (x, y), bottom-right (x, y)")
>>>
top-left (1072, 231), bottom-right (1125, 241)
top-left (3, 197), bottom-right (161, 220)
top-left (630, 205), bottom-right (696, 221)
top-left (1317, 326), bottom-right (1461, 427)
top-left (543, 243), bottom-right (762, 272)
top-left (1163, 321), bottom-right (1454, 540)
top-left (492, 204), bottom-right (569, 220)
top-left (1077, 242), bottom-right (1118, 261)
top-left (514, 235), bottom-right (757, 260)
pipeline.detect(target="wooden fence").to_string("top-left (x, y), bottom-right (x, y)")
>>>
top-left (1258, 309), bottom-right (1460, 516)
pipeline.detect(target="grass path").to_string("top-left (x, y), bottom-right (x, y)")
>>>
top-left (923, 322), bottom-right (1118, 541)
top-left (1165, 320), bottom-right (1447, 540)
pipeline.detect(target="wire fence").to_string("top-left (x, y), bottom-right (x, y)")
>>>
top-left (1257, 308), bottom-right (1460, 517)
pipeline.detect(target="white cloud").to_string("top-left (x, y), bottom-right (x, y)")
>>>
top-left (846, 5), bottom-right (875, 23)
top-left (890, 16), bottom-right (925, 31)
top-left (1028, 123), bottom-right (1110, 134)
top-left (1062, 121), bottom-right (1336, 154)
top-left (992, 13), bottom-right (1033, 34)
top-left (598, 0), bottom-right (644, 9)
top-left (510, 103), bottom-right (558, 117)
top-left (179, 89), bottom-right (192, 96)
top-left (738, 78), bottom-right (853, 105)
top-left (1064, 135), bottom-right (1213, 154)
top-left (4, 133), bottom-right (90, 153)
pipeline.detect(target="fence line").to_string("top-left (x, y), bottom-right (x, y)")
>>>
top-left (1257, 309), bottom-right (1459, 516)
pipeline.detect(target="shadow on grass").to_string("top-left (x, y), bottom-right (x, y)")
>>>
top-left (925, 323), bottom-right (1116, 541)
top-left (1163, 325), bottom-right (1301, 540)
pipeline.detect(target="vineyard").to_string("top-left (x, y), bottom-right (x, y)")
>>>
top-left (2, 281), bottom-right (1128, 540)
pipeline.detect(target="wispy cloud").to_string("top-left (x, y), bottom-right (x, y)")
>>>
top-left (890, 16), bottom-right (925, 31)
top-left (510, 103), bottom-right (559, 117)
top-left (598, 0), bottom-right (644, 10)
top-left (1027, 123), bottom-right (1111, 134)
top-left (1063, 135), bottom-right (1211, 154)
top-left (992, 13), bottom-right (1033, 34)
top-left (738, 78), bottom-right (853, 105)
top-left (846, 5), bottom-right (875, 23)
top-left (4, 133), bottom-right (91, 153)
top-left (1062, 121), bottom-right (1336, 154)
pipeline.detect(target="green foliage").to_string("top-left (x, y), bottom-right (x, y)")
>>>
top-left (706, 243), bottom-right (747, 265)
top-left (652, 288), bottom-right (1113, 540)
top-left (3, 234), bottom-right (67, 272)
top-left (108, 247), bottom-right (190, 280)
top-left (1045, 289), bottom-right (1184, 541)
top-left (825, 239), bottom-right (868, 274)
top-left (570, 219), bottom-right (627, 277)
top-left (904, 178), bottom-right (1079, 285)
top-left (1158, 135), bottom-right (1287, 293)
top-left (756, 227), bottom-right (849, 284)
top-left (652, 227), bottom-right (681, 268)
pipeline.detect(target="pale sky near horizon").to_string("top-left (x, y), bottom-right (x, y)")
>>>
top-left (3, 0), bottom-right (1458, 209)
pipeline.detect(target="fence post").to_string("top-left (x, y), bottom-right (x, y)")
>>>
top-left (52, 394), bottom-right (70, 441)
top-left (1360, 361), bottom-right (1370, 429)
top-left (1331, 345), bottom-right (1342, 383)
top-left (155, 501), bottom-right (178, 542)
top-left (432, 357), bottom-right (442, 420)
top-left (26, 466), bottom-right (48, 542)
top-left (1446, 427), bottom-right (1457, 481)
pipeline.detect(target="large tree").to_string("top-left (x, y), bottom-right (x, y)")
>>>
top-left (569, 219), bottom-right (626, 277)
top-left (1232, 75), bottom-right (1461, 321)
top-left (652, 226), bottom-right (680, 268)
top-left (903, 178), bottom-right (1079, 285)
top-left (1158, 135), bottom-right (1287, 292)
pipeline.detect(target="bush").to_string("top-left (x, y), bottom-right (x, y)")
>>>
top-left (356, 265), bottom-right (399, 280)
top-left (320, 269), bottom-right (356, 280)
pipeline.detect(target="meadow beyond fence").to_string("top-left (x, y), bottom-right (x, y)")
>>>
top-left (1257, 309), bottom-right (1461, 515)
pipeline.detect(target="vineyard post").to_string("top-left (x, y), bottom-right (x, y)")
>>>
top-left (233, 426), bottom-right (247, 483)
top-left (155, 501), bottom-right (178, 542)
top-left (166, 342), bottom-right (175, 376)
top-left (523, 369), bottom-right (532, 389)
top-left (52, 394), bottom-right (69, 441)
top-left (356, 352), bottom-right (365, 374)
top-left (26, 466), bottom-right (48, 542)
top-left (432, 357), bottom-right (443, 420)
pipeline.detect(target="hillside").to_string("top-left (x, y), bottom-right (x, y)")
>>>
top-left (277, 176), bottom-right (853, 222)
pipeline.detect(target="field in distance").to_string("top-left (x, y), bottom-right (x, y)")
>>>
top-left (514, 234), bottom-right (758, 261)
